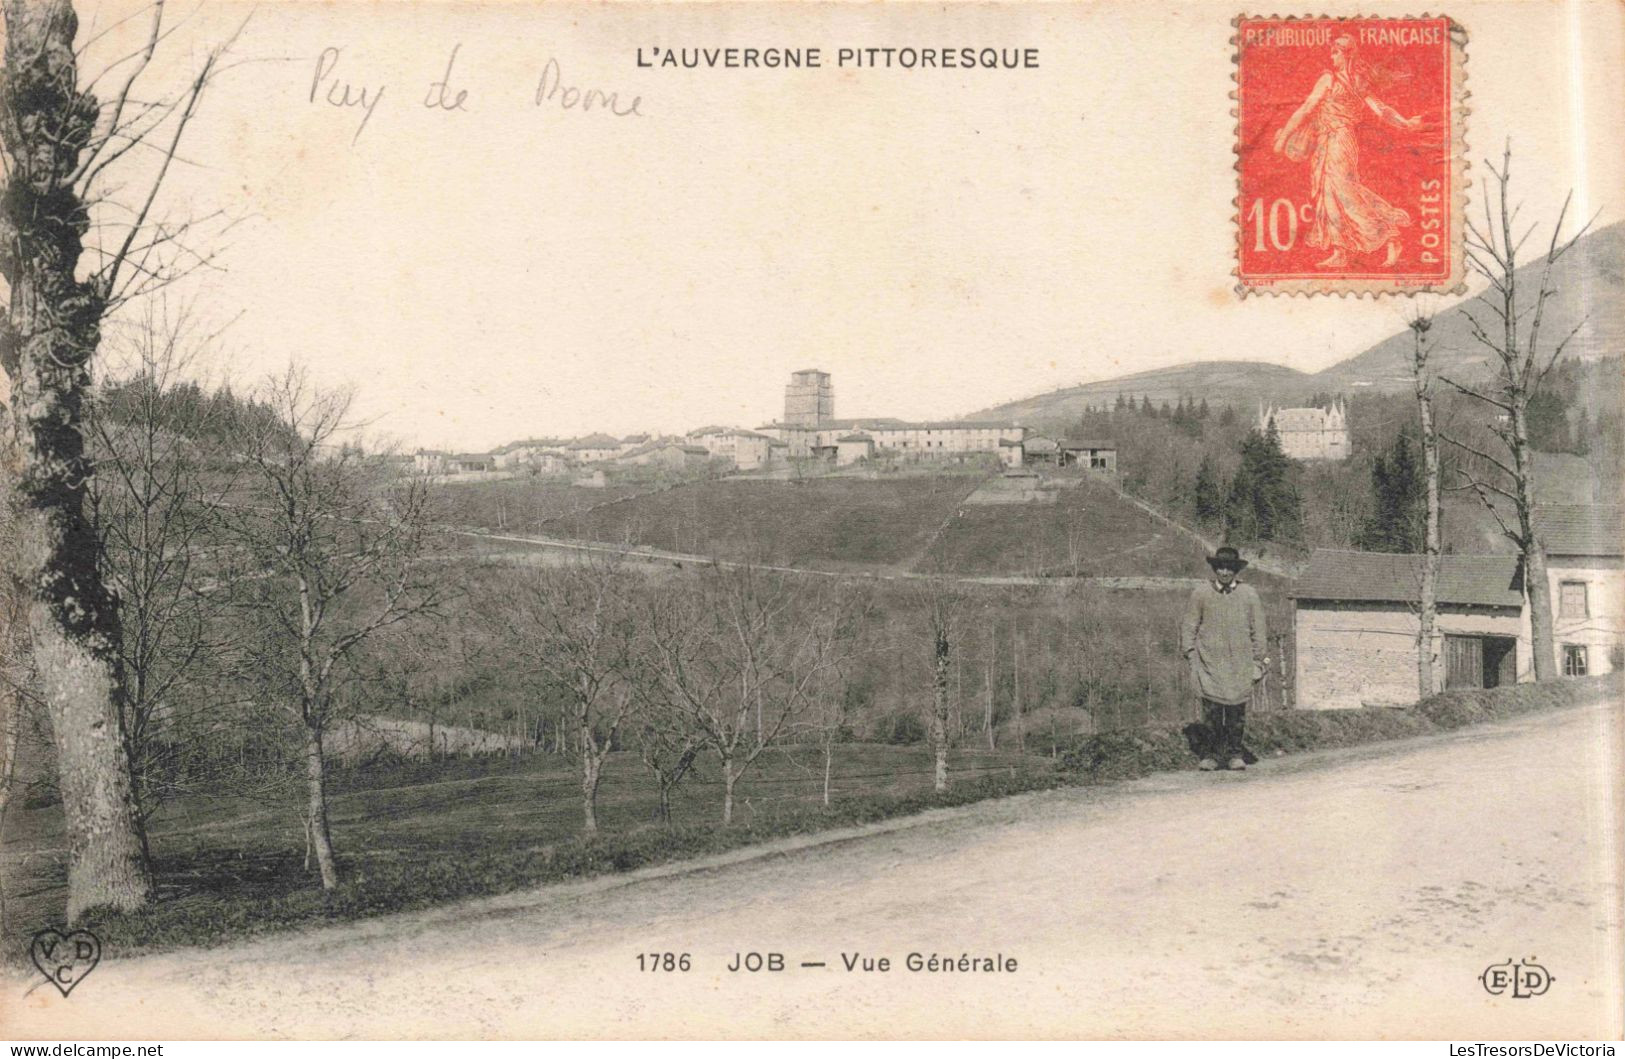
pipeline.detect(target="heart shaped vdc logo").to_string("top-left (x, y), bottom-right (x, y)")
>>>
top-left (30, 928), bottom-right (102, 997)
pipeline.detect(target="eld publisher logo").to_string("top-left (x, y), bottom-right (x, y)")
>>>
top-left (1480, 957), bottom-right (1554, 999)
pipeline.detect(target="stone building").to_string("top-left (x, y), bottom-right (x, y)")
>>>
top-left (566, 433), bottom-right (623, 463)
top-left (1292, 515), bottom-right (1624, 710)
top-left (413, 450), bottom-right (496, 475)
top-left (1257, 400), bottom-right (1349, 460)
top-left (784, 369), bottom-right (835, 428)
top-left (836, 432), bottom-right (875, 466)
top-left (1291, 550), bottom-right (1524, 710)
top-left (761, 370), bottom-right (1025, 460)
top-left (1059, 440), bottom-right (1118, 472)
top-left (689, 427), bottom-right (777, 470)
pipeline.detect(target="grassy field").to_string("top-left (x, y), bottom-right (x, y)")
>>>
top-left (565, 476), bottom-right (982, 571)
top-left (442, 472), bottom-right (1213, 578)
top-left (2, 741), bottom-right (1043, 959)
top-left (435, 479), bottom-right (646, 533)
top-left (923, 478), bottom-right (1211, 578)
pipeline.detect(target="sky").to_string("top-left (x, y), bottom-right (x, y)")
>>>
top-left (53, 0), bottom-right (1625, 450)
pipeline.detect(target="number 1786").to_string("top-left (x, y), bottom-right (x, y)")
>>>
top-left (637, 953), bottom-right (691, 972)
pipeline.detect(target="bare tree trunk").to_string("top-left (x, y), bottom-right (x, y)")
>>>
top-left (1, 0), bottom-right (152, 921)
top-left (1012, 630), bottom-right (1025, 753)
top-left (580, 728), bottom-right (601, 834)
top-left (1414, 318), bottom-right (1440, 699)
top-left (721, 758), bottom-right (736, 825)
top-left (1525, 536), bottom-right (1556, 680)
top-left (1508, 401), bottom-right (1558, 680)
top-left (932, 630), bottom-right (950, 792)
top-left (302, 724), bottom-right (338, 890)
top-left (822, 734), bottom-right (834, 806)
top-left (984, 627), bottom-right (997, 751)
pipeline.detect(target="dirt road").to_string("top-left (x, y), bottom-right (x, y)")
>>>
top-left (8, 702), bottom-right (1621, 1039)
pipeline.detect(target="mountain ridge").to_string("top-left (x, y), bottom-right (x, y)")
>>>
top-left (966, 220), bottom-right (1625, 429)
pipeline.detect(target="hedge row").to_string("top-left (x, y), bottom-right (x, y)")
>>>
top-left (1057, 673), bottom-right (1622, 781)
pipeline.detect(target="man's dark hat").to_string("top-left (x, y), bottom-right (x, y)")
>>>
top-left (1207, 546), bottom-right (1248, 572)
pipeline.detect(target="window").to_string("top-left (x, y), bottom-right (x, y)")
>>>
top-left (1559, 581), bottom-right (1589, 619)
top-left (1563, 644), bottom-right (1589, 677)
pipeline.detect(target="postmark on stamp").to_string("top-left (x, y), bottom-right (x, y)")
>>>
top-left (1233, 15), bottom-right (1468, 296)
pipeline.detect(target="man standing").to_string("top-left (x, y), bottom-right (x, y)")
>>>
top-left (1181, 546), bottom-right (1268, 771)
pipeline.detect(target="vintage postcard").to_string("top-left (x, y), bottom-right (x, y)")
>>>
top-left (1, 0), bottom-right (1622, 1044)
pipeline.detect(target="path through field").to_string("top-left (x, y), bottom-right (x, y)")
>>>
top-left (8, 702), bottom-right (1621, 1039)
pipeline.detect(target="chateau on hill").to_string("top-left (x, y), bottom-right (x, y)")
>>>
top-left (1257, 400), bottom-right (1349, 461)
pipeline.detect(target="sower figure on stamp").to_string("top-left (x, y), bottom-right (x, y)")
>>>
top-left (1181, 546), bottom-right (1268, 772)
top-left (1271, 34), bottom-right (1427, 270)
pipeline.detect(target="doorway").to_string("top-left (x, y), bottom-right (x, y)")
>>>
top-left (1445, 634), bottom-right (1517, 690)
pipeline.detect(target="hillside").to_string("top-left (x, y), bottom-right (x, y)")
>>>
top-left (1317, 220), bottom-right (1625, 391)
top-left (447, 473), bottom-right (1213, 578)
top-left (968, 220), bottom-right (1625, 430)
top-left (980, 362), bottom-right (1315, 430)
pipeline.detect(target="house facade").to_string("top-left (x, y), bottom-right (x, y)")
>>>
top-left (413, 450), bottom-right (496, 475)
top-left (1534, 505), bottom-right (1624, 678)
top-left (690, 427), bottom-right (776, 470)
top-left (835, 433), bottom-right (875, 466)
top-left (761, 418), bottom-right (1025, 460)
top-left (567, 433), bottom-right (623, 463)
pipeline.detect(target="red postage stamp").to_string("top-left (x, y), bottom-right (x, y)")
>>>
top-left (1233, 15), bottom-right (1468, 295)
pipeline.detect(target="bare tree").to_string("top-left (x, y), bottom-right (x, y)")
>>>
top-left (628, 679), bottom-right (703, 825)
top-left (87, 303), bottom-right (241, 848)
top-left (1440, 144), bottom-right (1596, 681)
top-left (797, 585), bottom-right (872, 806)
top-left (1410, 314), bottom-right (1442, 699)
top-left (497, 556), bottom-right (639, 834)
top-left (909, 575), bottom-right (965, 792)
top-left (228, 369), bottom-right (440, 889)
top-left (646, 563), bottom-right (852, 824)
top-left (1, 0), bottom-right (242, 918)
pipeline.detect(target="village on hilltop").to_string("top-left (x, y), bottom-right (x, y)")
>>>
top-left (414, 368), bottom-right (1360, 482)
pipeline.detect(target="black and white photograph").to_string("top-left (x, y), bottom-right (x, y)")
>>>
top-left (0, 0), bottom-right (1620, 1043)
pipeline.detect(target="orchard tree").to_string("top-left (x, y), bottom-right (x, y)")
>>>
top-left (497, 556), bottom-right (640, 834)
top-left (645, 563), bottom-right (854, 824)
top-left (229, 369), bottom-right (440, 889)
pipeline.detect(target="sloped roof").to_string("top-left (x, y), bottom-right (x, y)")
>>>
top-left (568, 432), bottom-right (621, 449)
top-left (837, 432), bottom-right (874, 443)
top-left (1292, 549), bottom-right (1523, 608)
top-left (1538, 505), bottom-right (1623, 557)
top-left (492, 437), bottom-right (565, 453)
top-left (1060, 438), bottom-right (1116, 450)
